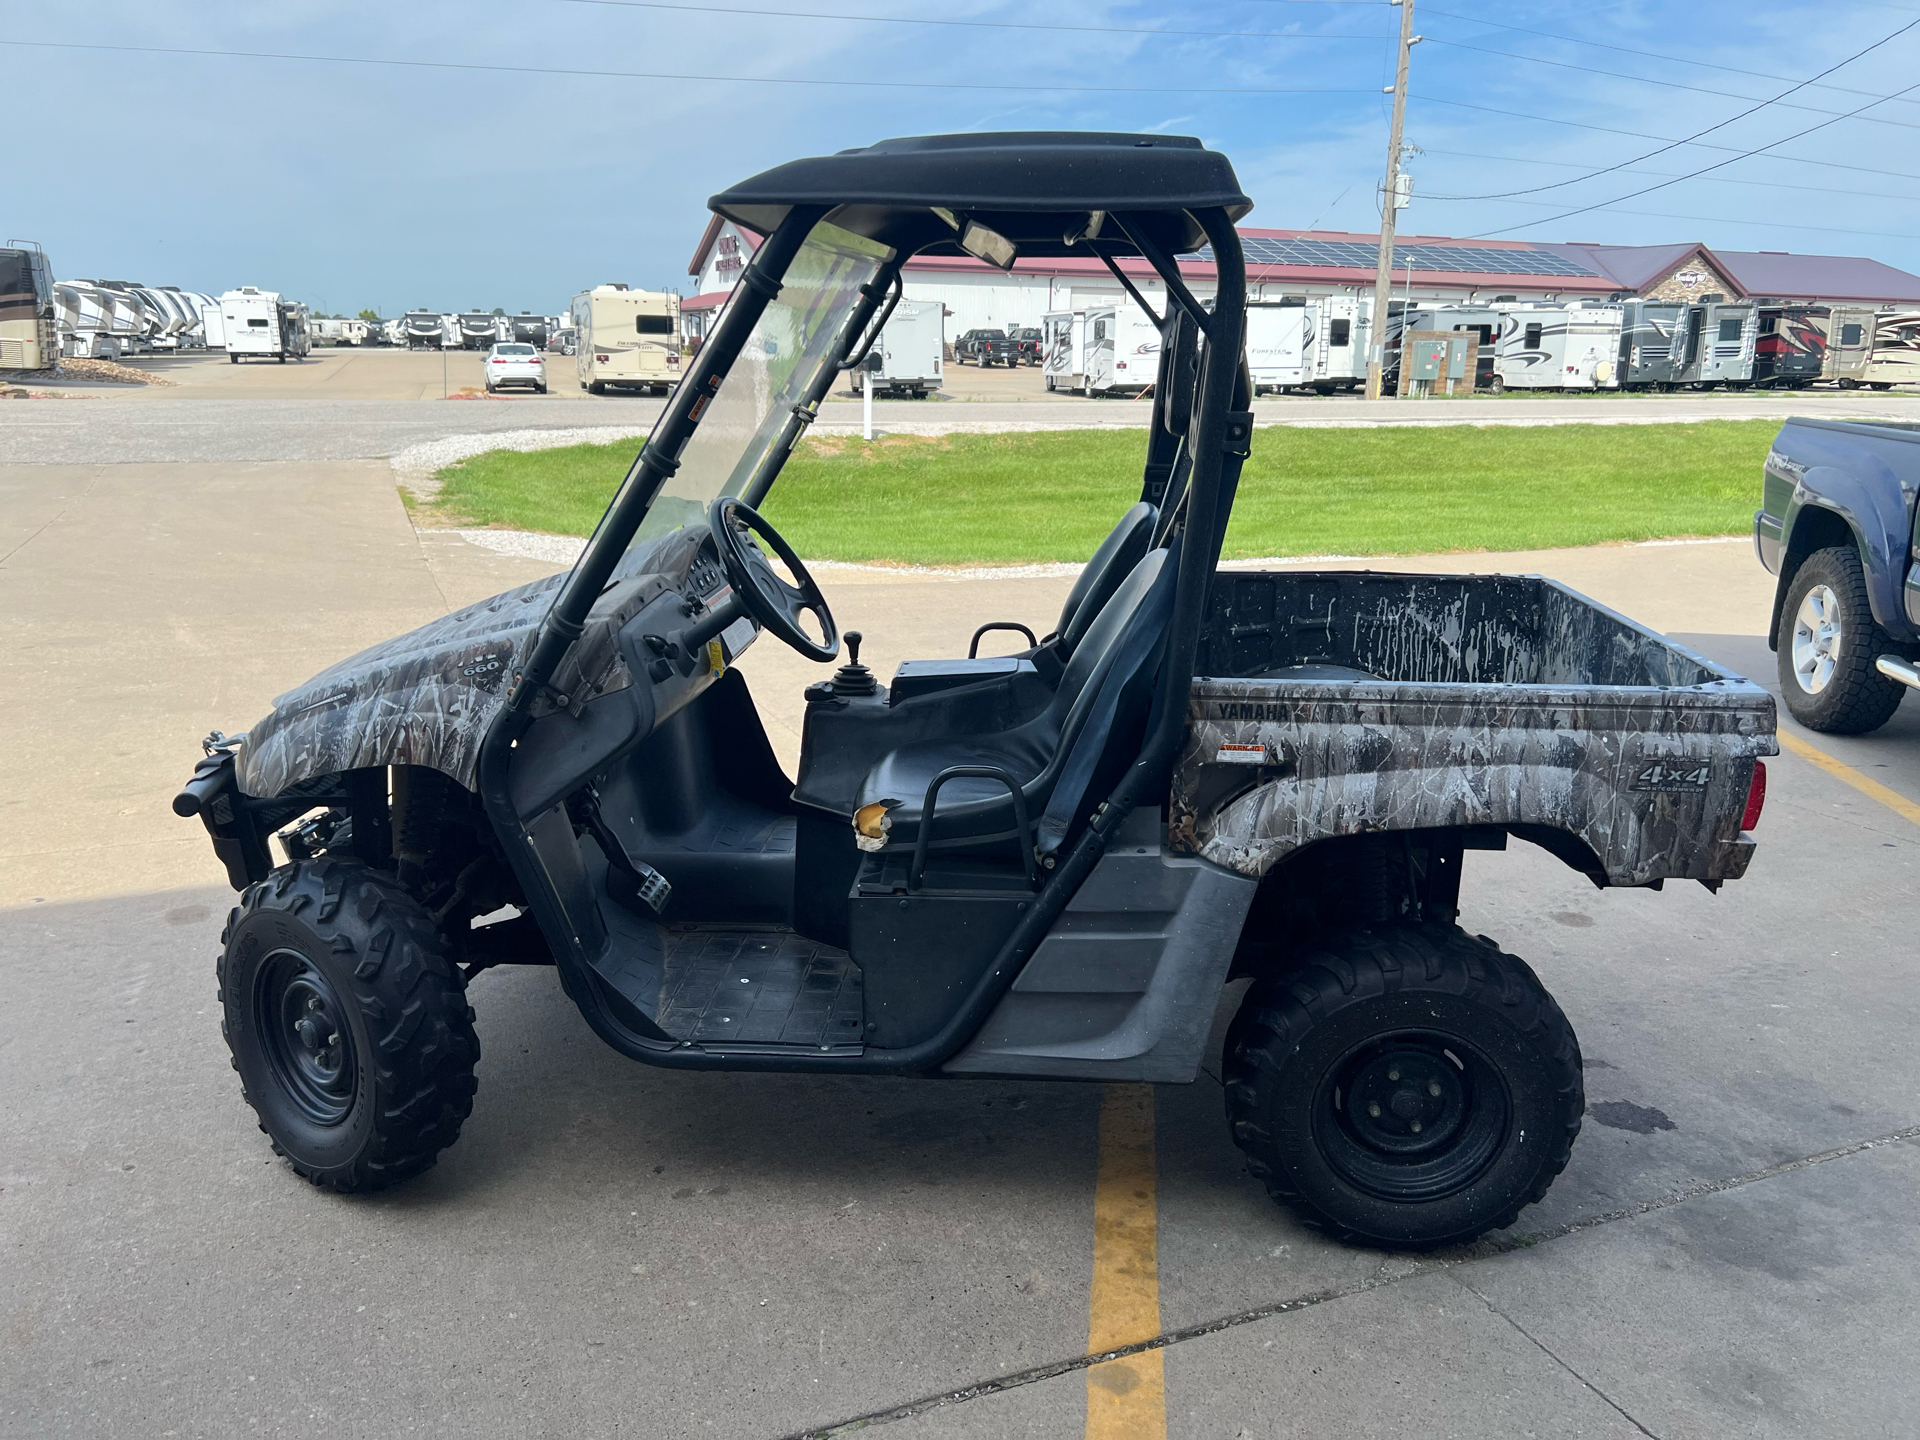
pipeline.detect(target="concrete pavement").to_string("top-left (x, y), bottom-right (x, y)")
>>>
top-left (1, 402), bottom-right (1915, 1437)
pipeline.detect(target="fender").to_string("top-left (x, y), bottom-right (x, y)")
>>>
top-left (1766, 422), bottom-right (1920, 648)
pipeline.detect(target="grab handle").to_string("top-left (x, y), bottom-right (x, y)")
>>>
top-left (909, 765), bottom-right (1036, 892)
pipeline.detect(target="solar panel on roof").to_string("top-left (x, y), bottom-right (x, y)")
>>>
top-left (1190, 238), bottom-right (1601, 278)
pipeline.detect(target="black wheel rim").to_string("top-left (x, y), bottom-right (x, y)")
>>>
top-left (1313, 1030), bottom-right (1511, 1203)
top-left (255, 947), bottom-right (358, 1126)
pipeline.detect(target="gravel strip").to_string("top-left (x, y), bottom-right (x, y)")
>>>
top-left (393, 425), bottom-right (649, 498)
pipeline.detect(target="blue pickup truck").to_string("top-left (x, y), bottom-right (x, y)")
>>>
top-left (1757, 417), bottom-right (1920, 733)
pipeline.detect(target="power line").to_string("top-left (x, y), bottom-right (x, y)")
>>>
top-left (1416, 4), bottom-right (1920, 109)
top-left (1443, 195), bottom-right (1919, 244)
top-left (1466, 74), bottom-right (1920, 239)
top-left (551, 0), bottom-right (1392, 43)
top-left (1420, 147), bottom-right (1901, 199)
top-left (0, 36), bottom-right (1378, 96)
top-left (1420, 33), bottom-right (1920, 132)
top-left (1423, 13), bottom-right (1920, 201)
top-left (1409, 93), bottom-right (1920, 182)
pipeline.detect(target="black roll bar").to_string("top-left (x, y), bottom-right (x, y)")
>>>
top-left (909, 766), bottom-right (1038, 891)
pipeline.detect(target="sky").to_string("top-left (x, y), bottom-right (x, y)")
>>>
top-left (8, 0), bottom-right (1920, 315)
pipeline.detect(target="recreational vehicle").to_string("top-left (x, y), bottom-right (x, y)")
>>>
top-left (55, 282), bottom-right (118, 358)
top-left (1614, 300), bottom-right (1689, 388)
top-left (1042, 310), bottom-right (1083, 392)
top-left (0, 242), bottom-right (56, 370)
top-left (458, 312), bottom-right (502, 350)
top-left (1056, 301), bottom-right (1158, 396)
top-left (509, 313), bottom-right (550, 347)
top-left (194, 293), bottom-right (228, 349)
top-left (402, 311), bottom-right (447, 349)
top-left (1822, 306), bottom-right (1877, 387)
top-left (1491, 304), bottom-right (1624, 392)
top-left (1244, 300), bottom-right (1311, 394)
top-left (1753, 305), bottom-right (1827, 389)
top-left (1861, 311), bottom-right (1920, 389)
top-left (572, 285), bottom-right (683, 395)
top-left (1673, 300), bottom-right (1756, 389)
top-left (862, 297), bottom-right (943, 398)
top-left (1307, 294), bottom-right (1369, 393)
top-left (221, 288), bottom-right (311, 363)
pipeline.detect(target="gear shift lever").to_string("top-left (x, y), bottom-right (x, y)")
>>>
top-left (830, 630), bottom-right (879, 697)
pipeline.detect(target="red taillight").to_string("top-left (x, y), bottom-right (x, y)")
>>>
top-left (1742, 760), bottom-right (1767, 830)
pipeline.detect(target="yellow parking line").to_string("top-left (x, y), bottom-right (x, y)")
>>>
top-left (1086, 1083), bottom-right (1166, 1440)
top-left (1777, 730), bottom-right (1920, 826)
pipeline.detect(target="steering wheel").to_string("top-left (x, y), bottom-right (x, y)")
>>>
top-left (708, 497), bottom-right (840, 663)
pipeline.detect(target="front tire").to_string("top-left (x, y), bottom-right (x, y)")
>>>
top-left (1225, 923), bottom-right (1582, 1249)
top-left (1776, 545), bottom-right (1905, 734)
top-left (219, 859), bottom-right (479, 1192)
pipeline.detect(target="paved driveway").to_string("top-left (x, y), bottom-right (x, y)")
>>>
top-left (1, 408), bottom-right (1913, 1438)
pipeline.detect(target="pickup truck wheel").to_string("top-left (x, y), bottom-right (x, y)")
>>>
top-left (1776, 546), bottom-right (1905, 734)
top-left (1225, 923), bottom-right (1583, 1249)
top-left (218, 859), bottom-right (479, 1193)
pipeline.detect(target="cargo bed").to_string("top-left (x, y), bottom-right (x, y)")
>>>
top-left (1173, 571), bottom-right (1777, 887)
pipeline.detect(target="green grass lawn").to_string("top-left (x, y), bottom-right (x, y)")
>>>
top-left (424, 420), bottom-right (1775, 565)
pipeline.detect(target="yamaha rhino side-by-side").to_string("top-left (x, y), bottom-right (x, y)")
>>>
top-left (177, 134), bottom-right (1777, 1248)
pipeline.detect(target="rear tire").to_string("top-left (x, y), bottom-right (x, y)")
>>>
top-left (1775, 545), bottom-right (1906, 734)
top-left (219, 859), bottom-right (479, 1193)
top-left (1487, 375), bottom-right (1505, 395)
top-left (1225, 923), bottom-right (1583, 1249)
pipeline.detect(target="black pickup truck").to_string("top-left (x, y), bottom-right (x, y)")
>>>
top-left (954, 327), bottom-right (1018, 366)
top-left (1757, 417), bottom-right (1920, 733)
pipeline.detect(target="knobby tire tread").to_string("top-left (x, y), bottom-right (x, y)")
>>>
top-left (219, 858), bottom-right (479, 1193)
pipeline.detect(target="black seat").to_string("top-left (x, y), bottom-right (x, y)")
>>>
top-left (861, 546), bottom-right (1173, 857)
top-left (971, 501), bottom-right (1156, 662)
top-left (1054, 500), bottom-right (1158, 656)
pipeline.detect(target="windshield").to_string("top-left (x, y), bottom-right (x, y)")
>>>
top-left (618, 219), bottom-right (891, 560)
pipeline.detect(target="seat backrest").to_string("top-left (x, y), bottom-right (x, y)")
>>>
top-left (1045, 546), bottom-right (1170, 752)
top-left (1055, 501), bottom-right (1157, 656)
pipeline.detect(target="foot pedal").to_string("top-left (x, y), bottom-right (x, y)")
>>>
top-left (628, 860), bottom-right (672, 915)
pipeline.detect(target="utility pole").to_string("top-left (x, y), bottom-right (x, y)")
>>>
top-left (1365, 0), bottom-right (1417, 401)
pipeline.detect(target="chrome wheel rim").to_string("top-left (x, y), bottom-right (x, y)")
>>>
top-left (1791, 584), bottom-right (1842, 695)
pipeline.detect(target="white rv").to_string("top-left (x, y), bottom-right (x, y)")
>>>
top-left (1492, 305), bottom-right (1624, 392)
top-left (572, 285), bottom-right (683, 395)
top-left (1861, 311), bottom-right (1920, 389)
top-left (1307, 295), bottom-right (1369, 393)
top-left (55, 281), bottom-right (120, 358)
top-left (863, 298), bottom-right (943, 398)
top-left (221, 288), bottom-right (311, 363)
top-left (1042, 310), bottom-right (1084, 392)
top-left (1245, 301), bottom-right (1313, 394)
top-left (1046, 301), bottom-right (1158, 396)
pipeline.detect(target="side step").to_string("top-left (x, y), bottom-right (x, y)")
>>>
top-left (1875, 654), bottom-right (1920, 692)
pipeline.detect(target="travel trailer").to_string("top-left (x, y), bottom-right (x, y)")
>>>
top-left (0, 242), bottom-right (56, 370)
top-left (1050, 300), bottom-right (1158, 396)
top-left (1822, 306), bottom-right (1877, 387)
top-left (572, 285), bottom-right (683, 395)
top-left (402, 311), bottom-right (447, 349)
top-left (1614, 300), bottom-right (1690, 388)
top-left (1861, 310), bottom-right (1920, 389)
top-left (54, 281), bottom-right (119, 357)
top-left (458, 312), bottom-right (502, 350)
top-left (1042, 310), bottom-right (1084, 392)
top-left (1244, 300), bottom-right (1311, 394)
top-left (193, 293), bottom-right (227, 349)
top-left (509, 313), bottom-right (551, 347)
top-left (861, 297), bottom-right (943, 398)
top-left (1753, 305), bottom-right (1828, 389)
top-left (1491, 304), bottom-right (1624, 392)
top-left (1306, 294), bottom-right (1369, 393)
top-left (221, 288), bottom-right (311, 363)
top-left (1673, 300), bottom-right (1757, 389)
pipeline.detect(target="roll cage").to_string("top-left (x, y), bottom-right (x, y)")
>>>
top-left (479, 132), bottom-right (1255, 1075)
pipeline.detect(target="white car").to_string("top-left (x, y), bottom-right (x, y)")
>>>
top-left (484, 342), bottom-right (547, 394)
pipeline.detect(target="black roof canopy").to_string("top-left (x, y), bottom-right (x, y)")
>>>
top-left (708, 131), bottom-right (1252, 263)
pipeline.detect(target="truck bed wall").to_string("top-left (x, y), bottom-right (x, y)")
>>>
top-left (1173, 571), bottom-right (1776, 888)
